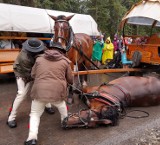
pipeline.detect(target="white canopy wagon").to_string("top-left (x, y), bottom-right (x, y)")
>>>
top-left (0, 3), bottom-right (99, 73)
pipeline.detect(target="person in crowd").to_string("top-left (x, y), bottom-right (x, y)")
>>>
top-left (102, 37), bottom-right (114, 65)
top-left (121, 48), bottom-right (132, 68)
top-left (102, 33), bottom-right (106, 43)
top-left (43, 33), bottom-right (54, 47)
top-left (12, 32), bottom-right (27, 48)
top-left (118, 35), bottom-right (124, 51)
top-left (0, 32), bottom-right (15, 49)
top-left (24, 42), bottom-right (73, 145)
top-left (91, 36), bottom-right (104, 68)
top-left (127, 37), bottom-right (133, 44)
top-left (0, 40), bottom-right (15, 49)
top-left (100, 33), bottom-right (104, 43)
top-left (113, 34), bottom-right (119, 53)
top-left (7, 38), bottom-right (55, 128)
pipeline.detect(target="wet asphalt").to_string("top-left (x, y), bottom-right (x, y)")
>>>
top-left (0, 73), bottom-right (160, 145)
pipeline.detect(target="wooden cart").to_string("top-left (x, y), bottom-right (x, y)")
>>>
top-left (119, 0), bottom-right (160, 67)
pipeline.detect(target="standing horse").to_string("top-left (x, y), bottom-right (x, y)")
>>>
top-left (62, 76), bottom-right (160, 128)
top-left (49, 15), bottom-right (95, 88)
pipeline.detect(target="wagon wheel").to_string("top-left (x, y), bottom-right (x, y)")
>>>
top-left (131, 51), bottom-right (142, 67)
top-left (125, 51), bottom-right (143, 76)
top-left (128, 51), bottom-right (143, 76)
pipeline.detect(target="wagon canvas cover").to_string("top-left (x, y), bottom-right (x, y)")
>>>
top-left (0, 3), bottom-right (100, 36)
top-left (119, 0), bottom-right (160, 29)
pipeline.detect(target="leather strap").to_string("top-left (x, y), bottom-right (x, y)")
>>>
top-left (111, 84), bottom-right (131, 105)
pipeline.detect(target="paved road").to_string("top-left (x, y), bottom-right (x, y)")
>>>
top-left (0, 73), bottom-right (160, 145)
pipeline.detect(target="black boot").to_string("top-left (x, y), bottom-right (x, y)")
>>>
top-left (45, 107), bottom-right (55, 114)
top-left (6, 120), bottom-right (17, 128)
top-left (24, 139), bottom-right (37, 145)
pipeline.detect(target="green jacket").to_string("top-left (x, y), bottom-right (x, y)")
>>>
top-left (13, 49), bottom-right (35, 81)
top-left (92, 40), bottom-right (104, 61)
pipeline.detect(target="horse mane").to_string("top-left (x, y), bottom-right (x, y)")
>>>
top-left (57, 15), bottom-right (66, 20)
top-left (101, 106), bottom-right (119, 126)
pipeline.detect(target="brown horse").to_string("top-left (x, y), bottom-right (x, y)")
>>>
top-left (62, 75), bottom-right (160, 128)
top-left (49, 15), bottom-right (94, 87)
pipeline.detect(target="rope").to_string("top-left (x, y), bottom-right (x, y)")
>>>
top-left (125, 109), bottom-right (149, 119)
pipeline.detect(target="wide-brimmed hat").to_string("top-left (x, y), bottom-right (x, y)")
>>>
top-left (22, 38), bottom-right (45, 53)
top-left (51, 42), bottom-right (66, 52)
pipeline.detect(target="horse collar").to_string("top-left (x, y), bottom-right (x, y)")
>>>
top-left (85, 91), bottom-right (122, 113)
top-left (98, 83), bottom-right (131, 106)
top-left (111, 84), bottom-right (131, 106)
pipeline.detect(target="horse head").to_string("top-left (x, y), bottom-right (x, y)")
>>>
top-left (82, 86), bottom-right (121, 126)
top-left (61, 101), bottom-right (119, 128)
top-left (62, 109), bottom-right (99, 128)
top-left (89, 99), bottom-right (119, 126)
top-left (62, 86), bottom-right (120, 129)
top-left (49, 15), bottom-right (74, 50)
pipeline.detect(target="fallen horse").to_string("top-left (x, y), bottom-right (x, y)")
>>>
top-left (62, 76), bottom-right (160, 128)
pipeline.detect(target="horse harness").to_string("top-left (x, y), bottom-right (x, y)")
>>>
top-left (62, 83), bottom-right (131, 128)
top-left (84, 83), bottom-right (132, 116)
top-left (62, 109), bottom-right (98, 128)
top-left (62, 82), bottom-right (149, 128)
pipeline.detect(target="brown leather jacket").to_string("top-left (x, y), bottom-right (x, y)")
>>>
top-left (31, 49), bottom-right (73, 102)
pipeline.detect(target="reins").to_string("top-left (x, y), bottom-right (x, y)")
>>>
top-left (126, 110), bottom-right (149, 118)
top-left (72, 38), bottom-right (100, 70)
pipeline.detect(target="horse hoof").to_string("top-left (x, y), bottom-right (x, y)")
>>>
top-left (45, 107), bottom-right (55, 114)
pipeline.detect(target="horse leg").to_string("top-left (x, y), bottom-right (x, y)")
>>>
top-left (81, 60), bottom-right (92, 88)
top-left (66, 64), bottom-right (75, 105)
top-left (67, 85), bottom-right (74, 105)
top-left (67, 63), bottom-right (79, 104)
top-left (81, 74), bottom-right (88, 87)
top-left (67, 64), bottom-right (82, 105)
top-left (67, 77), bottom-right (82, 105)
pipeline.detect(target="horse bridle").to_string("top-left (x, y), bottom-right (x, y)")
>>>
top-left (53, 20), bottom-right (74, 51)
top-left (62, 109), bottom-right (97, 128)
top-left (54, 19), bottom-right (99, 69)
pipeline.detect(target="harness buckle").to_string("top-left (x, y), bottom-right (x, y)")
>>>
top-left (93, 91), bottom-right (99, 96)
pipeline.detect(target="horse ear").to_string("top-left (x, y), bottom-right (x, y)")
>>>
top-left (48, 15), bottom-right (57, 21)
top-left (66, 15), bottom-right (75, 21)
